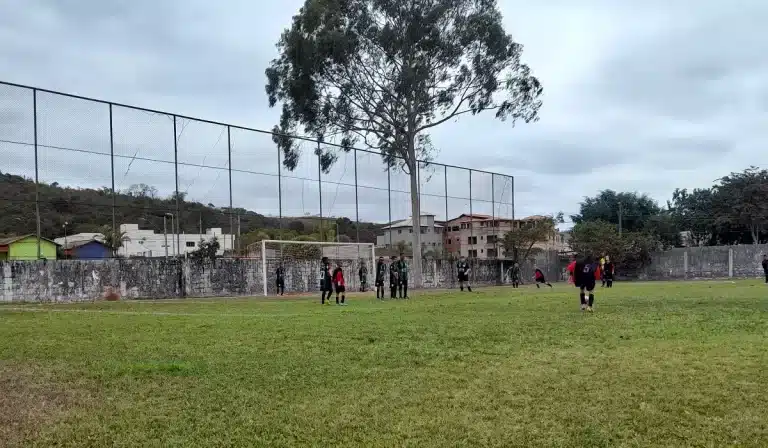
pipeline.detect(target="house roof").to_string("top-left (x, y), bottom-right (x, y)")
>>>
top-left (0, 234), bottom-right (60, 246)
top-left (61, 239), bottom-right (109, 250)
top-left (381, 216), bottom-right (442, 230)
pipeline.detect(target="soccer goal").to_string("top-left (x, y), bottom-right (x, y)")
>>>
top-left (259, 240), bottom-right (376, 296)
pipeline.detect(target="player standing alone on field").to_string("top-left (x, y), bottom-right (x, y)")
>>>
top-left (396, 253), bottom-right (409, 299)
top-left (506, 261), bottom-right (521, 288)
top-left (319, 257), bottom-right (333, 304)
top-left (762, 254), bottom-right (768, 284)
top-left (574, 255), bottom-right (598, 312)
top-left (359, 261), bottom-right (368, 292)
top-left (603, 256), bottom-right (615, 288)
top-left (457, 255), bottom-right (472, 292)
top-left (275, 263), bottom-right (285, 296)
top-left (375, 256), bottom-right (387, 299)
top-left (389, 256), bottom-right (399, 299)
top-left (534, 267), bottom-right (553, 288)
top-left (332, 262), bottom-right (346, 306)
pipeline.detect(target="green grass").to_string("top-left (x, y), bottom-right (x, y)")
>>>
top-left (1, 280), bottom-right (767, 447)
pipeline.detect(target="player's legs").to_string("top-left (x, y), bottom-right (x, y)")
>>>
top-left (579, 285), bottom-right (587, 310)
top-left (586, 284), bottom-right (596, 311)
top-left (401, 279), bottom-right (408, 298)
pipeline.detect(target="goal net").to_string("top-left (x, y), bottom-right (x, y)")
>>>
top-left (259, 240), bottom-right (376, 296)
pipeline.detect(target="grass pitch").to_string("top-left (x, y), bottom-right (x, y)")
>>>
top-left (1, 280), bottom-right (767, 447)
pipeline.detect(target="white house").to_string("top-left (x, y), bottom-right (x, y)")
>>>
top-left (118, 224), bottom-right (234, 257)
top-left (376, 214), bottom-right (443, 251)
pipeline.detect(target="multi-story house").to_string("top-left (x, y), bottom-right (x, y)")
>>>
top-left (443, 214), bottom-right (567, 259)
top-left (376, 214), bottom-right (444, 252)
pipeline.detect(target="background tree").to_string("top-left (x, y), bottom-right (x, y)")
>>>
top-left (667, 187), bottom-right (715, 246)
top-left (501, 216), bottom-right (556, 262)
top-left (710, 167), bottom-right (768, 245)
top-left (266, 0), bottom-right (542, 286)
top-left (642, 212), bottom-right (682, 249)
top-left (100, 225), bottom-right (130, 257)
top-left (571, 190), bottom-right (661, 233)
top-left (190, 237), bottom-right (220, 262)
top-left (569, 220), bottom-right (659, 275)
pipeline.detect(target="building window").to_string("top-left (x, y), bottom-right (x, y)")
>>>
top-left (480, 235), bottom-right (484, 240)
top-left (488, 249), bottom-right (497, 258)
top-left (468, 250), bottom-right (478, 258)
top-left (487, 235), bottom-right (497, 244)
top-left (447, 239), bottom-right (451, 244)
top-left (467, 236), bottom-right (477, 245)
top-left (452, 226), bottom-right (459, 231)
top-left (409, 229), bottom-right (413, 233)
top-left (186, 242), bottom-right (195, 248)
top-left (398, 229), bottom-right (402, 234)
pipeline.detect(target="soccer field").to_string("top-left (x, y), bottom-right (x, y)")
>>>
top-left (1, 281), bottom-right (766, 447)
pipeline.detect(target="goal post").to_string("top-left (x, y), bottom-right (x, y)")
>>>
top-left (259, 239), bottom-right (376, 297)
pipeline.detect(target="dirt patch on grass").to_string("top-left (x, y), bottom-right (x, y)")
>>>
top-left (0, 362), bottom-right (92, 447)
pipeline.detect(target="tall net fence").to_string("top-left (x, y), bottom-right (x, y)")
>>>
top-left (0, 80), bottom-right (520, 263)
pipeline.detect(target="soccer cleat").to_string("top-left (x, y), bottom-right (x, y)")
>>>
top-left (580, 304), bottom-right (586, 311)
top-left (587, 306), bottom-right (593, 312)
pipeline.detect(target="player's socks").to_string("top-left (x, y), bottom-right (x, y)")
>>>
top-left (536, 284), bottom-right (540, 288)
top-left (460, 286), bottom-right (464, 292)
top-left (588, 294), bottom-right (595, 308)
top-left (341, 295), bottom-right (345, 304)
top-left (467, 285), bottom-right (472, 292)
top-left (547, 283), bottom-right (553, 288)
top-left (579, 292), bottom-right (586, 310)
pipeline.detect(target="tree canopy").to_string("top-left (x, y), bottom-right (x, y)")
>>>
top-left (571, 190), bottom-right (661, 233)
top-left (502, 215), bottom-right (558, 262)
top-left (266, 0), bottom-right (542, 285)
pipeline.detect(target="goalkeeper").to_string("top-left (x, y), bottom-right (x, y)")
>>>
top-left (358, 262), bottom-right (368, 292)
top-left (319, 257), bottom-right (333, 304)
top-left (374, 256), bottom-right (387, 299)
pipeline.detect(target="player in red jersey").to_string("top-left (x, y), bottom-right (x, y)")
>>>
top-left (332, 262), bottom-right (347, 306)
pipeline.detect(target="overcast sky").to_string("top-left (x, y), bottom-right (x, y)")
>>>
top-left (1, 0), bottom-right (766, 227)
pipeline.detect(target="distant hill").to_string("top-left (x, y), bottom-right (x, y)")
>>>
top-left (0, 170), bottom-right (380, 243)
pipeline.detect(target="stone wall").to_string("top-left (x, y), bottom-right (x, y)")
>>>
top-left (641, 244), bottom-right (768, 280)
top-left (0, 251), bottom-right (561, 303)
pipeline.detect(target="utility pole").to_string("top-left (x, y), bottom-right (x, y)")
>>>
top-left (618, 203), bottom-right (623, 237)
top-left (163, 214), bottom-right (169, 258)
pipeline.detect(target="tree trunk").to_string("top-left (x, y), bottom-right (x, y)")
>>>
top-left (407, 139), bottom-right (423, 288)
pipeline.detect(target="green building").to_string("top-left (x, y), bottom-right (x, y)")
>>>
top-left (0, 235), bottom-right (58, 261)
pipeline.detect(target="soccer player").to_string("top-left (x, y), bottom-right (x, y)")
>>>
top-left (396, 253), bottom-right (409, 299)
top-left (506, 261), bottom-right (521, 288)
top-left (375, 256), bottom-right (387, 299)
top-left (359, 261), bottom-right (368, 292)
top-left (389, 256), bottom-right (399, 299)
top-left (332, 262), bottom-right (346, 305)
top-left (275, 263), bottom-right (285, 296)
top-left (603, 256), bottom-right (615, 288)
top-left (566, 255), bottom-right (577, 285)
top-left (762, 254), bottom-right (768, 284)
top-left (534, 267), bottom-right (553, 288)
top-left (456, 255), bottom-right (472, 292)
top-left (574, 254), bottom-right (598, 312)
top-left (319, 257), bottom-right (333, 304)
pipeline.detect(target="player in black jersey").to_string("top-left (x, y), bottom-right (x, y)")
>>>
top-left (319, 257), bottom-right (333, 304)
top-left (374, 256), bottom-right (387, 299)
top-left (456, 256), bottom-right (472, 292)
top-left (389, 256), bottom-right (399, 298)
top-left (358, 261), bottom-right (368, 292)
top-left (275, 264), bottom-right (285, 296)
top-left (574, 254), bottom-right (598, 312)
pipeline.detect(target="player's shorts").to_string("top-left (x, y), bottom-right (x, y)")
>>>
top-left (375, 279), bottom-right (384, 287)
top-left (334, 284), bottom-right (345, 294)
top-left (276, 279), bottom-right (284, 287)
top-left (458, 272), bottom-right (468, 282)
top-left (535, 277), bottom-right (546, 284)
top-left (575, 277), bottom-right (596, 291)
top-left (320, 281), bottom-right (333, 292)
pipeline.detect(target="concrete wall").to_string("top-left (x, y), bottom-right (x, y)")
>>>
top-left (641, 244), bottom-right (768, 280)
top-left (0, 250), bottom-right (561, 303)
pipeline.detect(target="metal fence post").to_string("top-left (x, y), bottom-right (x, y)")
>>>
top-left (444, 164), bottom-right (448, 228)
top-left (109, 104), bottom-right (116, 248)
top-left (387, 164), bottom-right (392, 247)
top-left (511, 176), bottom-right (515, 222)
top-left (227, 126), bottom-right (233, 253)
top-left (173, 115), bottom-right (181, 255)
top-left (469, 169), bottom-right (473, 260)
top-left (32, 89), bottom-right (41, 260)
top-left (317, 143), bottom-right (323, 240)
top-left (491, 174), bottom-right (495, 258)
top-left (354, 148), bottom-right (360, 243)
top-left (277, 143), bottom-right (283, 233)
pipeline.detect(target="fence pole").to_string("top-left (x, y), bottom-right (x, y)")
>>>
top-left (317, 143), bottom-right (323, 241)
top-left (32, 89), bottom-right (41, 260)
top-left (227, 126), bottom-right (233, 253)
top-left (491, 174), bottom-right (495, 257)
top-left (277, 143), bottom-right (283, 233)
top-left (387, 164), bottom-right (392, 247)
top-left (444, 164), bottom-right (448, 229)
top-left (173, 115), bottom-right (181, 255)
top-left (469, 169), bottom-right (473, 260)
top-left (109, 104), bottom-right (116, 248)
top-left (354, 148), bottom-right (360, 243)
top-left (511, 176), bottom-right (515, 222)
